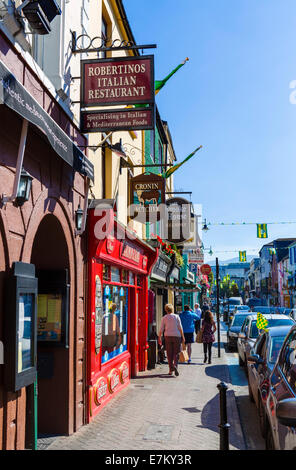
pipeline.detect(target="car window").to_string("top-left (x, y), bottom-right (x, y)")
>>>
top-left (278, 331), bottom-right (296, 392)
top-left (250, 318), bottom-right (294, 339)
top-left (268, 336), bottom-right (286, 364)
top-left (244, 319), bottom-right (250, 335)
top-left (232, 315), bottom-right (248, 327)
top-left (255, 334), bottom-right (267, 357)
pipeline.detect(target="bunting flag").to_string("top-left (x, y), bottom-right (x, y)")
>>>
top-left (239, 251), bottom-right (247, 262)
top-left (257, 223), bottom-right (268, 239)
top-left (130, 58), bottom-right (189, 109)
top-left (162, 145), bottom-right (203, 179)
top-left (256, 312), bottom-right (269, 331)
top-left (269, 248), bottom-right (276, 255)
top-left (155, 58), bottom-right (189, 95)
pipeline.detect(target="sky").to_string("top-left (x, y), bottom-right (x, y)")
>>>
top-left (123, 0), bottom-right (296, 263)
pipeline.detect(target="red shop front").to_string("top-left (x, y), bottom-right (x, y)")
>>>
top-left (87, 206), bottom-right (157, 420)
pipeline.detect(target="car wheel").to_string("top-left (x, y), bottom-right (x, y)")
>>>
top-left (247, 376), bottom-right (255, 403)
top-left (265, 422), bottom-right (275, 450)
top-left (258, 398), bottom-right (267, 438)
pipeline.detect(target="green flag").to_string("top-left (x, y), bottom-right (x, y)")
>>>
top-left (155, 58), bottom-right (189, 94)
top-left (162, 146), bottom-right (202, 179)
top-left (257, 223), bottom-right (268, 238)
top-left (239, 251), bottom-right (247, 262)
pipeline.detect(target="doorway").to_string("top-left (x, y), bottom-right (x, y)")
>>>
top-left (29, 214), bottom-right (70, 438)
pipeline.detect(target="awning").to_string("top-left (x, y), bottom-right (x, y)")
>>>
top-left (0, 58), bottom-right (94, 181)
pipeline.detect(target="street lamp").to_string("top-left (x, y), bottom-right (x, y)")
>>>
top-left (202, 219), bottom-right (209, 232)
top-left (16, 169), bottom-right (33, 206)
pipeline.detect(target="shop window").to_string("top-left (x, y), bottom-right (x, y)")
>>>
top-left (137, 276), bottom-right (143, 288)
top-left (111, 267), bottom-right (120, 283)
top-left (103, 265), bottom-right (110, 281)
top-left (101, 285), bottom-right (128, 364)
top-left (129, 272), bottom-right (135, 285)
top-left (122, 270), bottom-right (128, 284)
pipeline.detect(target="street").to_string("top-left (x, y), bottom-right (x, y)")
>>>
top-left (42, 320), bottom-right (265, 451)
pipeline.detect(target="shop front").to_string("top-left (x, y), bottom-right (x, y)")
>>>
top-left (87, 205), bottom-right (157, 420)
top-left (149, 251), bottom-right (172, 335)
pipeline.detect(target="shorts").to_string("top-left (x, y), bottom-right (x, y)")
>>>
top-left (184, 332), bottom-right (194, 344)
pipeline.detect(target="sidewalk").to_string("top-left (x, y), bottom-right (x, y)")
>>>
top-left (47, 335), bottom-right (246, 451)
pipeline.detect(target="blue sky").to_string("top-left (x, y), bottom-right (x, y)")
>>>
top-left (124, 0), bottom-right (296, 262)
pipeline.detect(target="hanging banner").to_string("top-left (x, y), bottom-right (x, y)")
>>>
top-left (257, 223), bottom-right (268, 239)
top-left (81, 56), bottom-right (155, 108)
top-left (239, 251), bottom-right (247, 262)
top-left (164, 197), bottom-right (191, 244)
top-left (129, 173), bottom-right (165, 224)
top-left (80, 106), bottom-right (154, 133)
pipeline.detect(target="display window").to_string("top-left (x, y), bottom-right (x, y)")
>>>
top-left (121, 269), bottom-right (128, 284)
top-left (103, 265), bottom-right (110, 281)
top-left (37, 293), bottom-right (62, 342)
top-left (101, 284), bottom-right (128, 364)
top-left (129, 272), bottom-right (135, 285)
top-left (18, 293), bottom-right (34, 372)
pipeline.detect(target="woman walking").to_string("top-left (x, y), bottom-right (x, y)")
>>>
top-left (158, 304), bottom-right (186, 376)
top-left (201, 310), bottom-right (217, 364)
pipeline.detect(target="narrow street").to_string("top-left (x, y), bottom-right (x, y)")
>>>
top-left (43, 319), bottom-right (264, 451)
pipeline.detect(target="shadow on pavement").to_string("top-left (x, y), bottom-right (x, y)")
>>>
top-left (133, 374), bottom-right (176, 379)
top-left (182, 407), bottom-right (202, 413)
top-left (204, 365), bottom-right (229, 383)
top-left (198, 391), bottom-right (244, 449)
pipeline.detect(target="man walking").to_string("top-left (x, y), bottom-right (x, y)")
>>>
top-left (194, 303), bottom-right (202, 333)
top-left (179, 305), bottom-right (200, 364)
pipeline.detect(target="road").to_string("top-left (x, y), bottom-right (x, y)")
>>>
top-left (220, 318), bottom-right (265, 450)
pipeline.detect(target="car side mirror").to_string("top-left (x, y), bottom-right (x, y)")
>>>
top-left (276, 399), bottom-right (296, 427)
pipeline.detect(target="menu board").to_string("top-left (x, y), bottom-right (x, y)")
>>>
top-left (37, 294), bottom-right (62, 342)
top-left (95, 276), bottom-right (103, 355)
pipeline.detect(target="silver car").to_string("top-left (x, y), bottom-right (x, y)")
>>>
top-left (237, 314), bottom-right (294, 367)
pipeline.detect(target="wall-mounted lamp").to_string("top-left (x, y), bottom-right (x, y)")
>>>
top-left (15, 169), bottom-right (33, 206)
top-left (75, 205), bottom-right (84, 231)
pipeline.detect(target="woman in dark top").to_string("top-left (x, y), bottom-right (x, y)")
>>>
top-left (201, 310), bottom-right (217, 364)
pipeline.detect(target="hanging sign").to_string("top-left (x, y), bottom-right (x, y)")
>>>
top-left (81, 56), bottom-right (155, 108)
top-left (165, 197), bottom-right (191, 243)
top-left (129, 173), bottom-right (165, 223)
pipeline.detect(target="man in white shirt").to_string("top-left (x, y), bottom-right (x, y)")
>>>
top-left (194, 303), bottom-right (202, 333)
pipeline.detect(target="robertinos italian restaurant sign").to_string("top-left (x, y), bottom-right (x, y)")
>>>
top-left (81, 56), bottom-right (155, 108)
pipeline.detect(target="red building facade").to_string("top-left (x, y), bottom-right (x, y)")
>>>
top-left (87, 206), bottom-right (157, 419)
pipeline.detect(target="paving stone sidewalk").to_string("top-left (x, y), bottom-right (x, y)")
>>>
top-left (47, 338), bottom-right (246, 451)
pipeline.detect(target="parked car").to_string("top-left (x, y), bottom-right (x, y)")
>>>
top-left (228, 296), bottom-right (243, 306)
top-left (265, 324), bottom-right (296, 449)
top-left (247, 325), bottom-right (292, 437)
top-left (247, 297), bottom-right (267, 308)
top-left (237, 314), bottom-right (294, 368)
top-left (228, 305), bottom-right (250, 324)
top-left (227, 312), bottom-right (252, 351)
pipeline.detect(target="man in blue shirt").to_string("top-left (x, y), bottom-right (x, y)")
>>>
top-left (179, 305), bottom-right (200, 363)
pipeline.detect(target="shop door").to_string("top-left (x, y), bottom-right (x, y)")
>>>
top-left (130, 288), bottom-right (139, 377)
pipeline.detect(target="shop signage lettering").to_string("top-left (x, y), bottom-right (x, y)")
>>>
top-left (119, 361), bottom-right (129, 384)
top-left (120, 242), bottom-right (141, 265)
top-left (108, 368), bottom-right (120, 394)
top-left (81, 56), bottom-right (154, 108)
top-left (94, 377), bottom-right (108, 406)
top-left (81, 107), bottom-right (154, 133)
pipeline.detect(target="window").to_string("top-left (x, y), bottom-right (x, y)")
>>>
top-left (18, 294), bottom-right (34, 372)
top-left (103, 265), bottom-right (110, 281)
top-left (268, 336), bottom-right (286, 364)
top-left (278, 331), bottom-right (296, 388)
top-left (101, 285), bottom-right (128, 364)
top-left (290, 249), bottom-right (294, 265)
